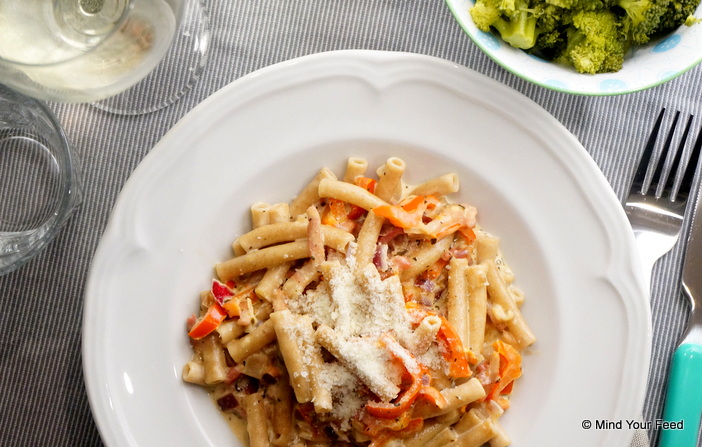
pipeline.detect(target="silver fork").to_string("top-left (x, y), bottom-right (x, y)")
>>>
top-left (625, 108), bottom-right (702, 291)
top-left (625, 109), bottom-right (702, 446)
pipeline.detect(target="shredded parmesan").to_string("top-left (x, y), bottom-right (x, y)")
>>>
top-left (285, 257), bottom-right (439, 413)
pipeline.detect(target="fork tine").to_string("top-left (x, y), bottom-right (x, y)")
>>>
top-left (677, 120), bottom-right (702, 201)
top-left (650, 110), bottom-right (681, 195)
top-left (664, 114), bottom-right (694, 199)
top-left (632, 108), bottom-right (666, 194)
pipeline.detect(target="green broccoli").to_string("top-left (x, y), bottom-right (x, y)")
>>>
top-left (470, 0), bottom-right (538, 48)
top-left (546, 0), bottom-right (615, 10)
top-left (658, 0), bottom-right (700, 32)
top-left (616, 0), bottom-right (671, 44)
top-left (468, 0), bottom-right (701, 74)
top-left (555, 9), bottom-right (628, 73)
top-left (530, 4), bottom-right (571, 56)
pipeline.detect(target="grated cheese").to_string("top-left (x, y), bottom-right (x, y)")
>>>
top-left (284, 257), bottom-right (444, 421)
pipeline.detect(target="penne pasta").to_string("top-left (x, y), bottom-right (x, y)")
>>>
top-left (270, 377), bottom-right (296, 446)
top-left (484, 259), bottom-right (536, 348)
top-left (466, 263), bottom-right (489, 353)
top-left (400, 234), bottom-right (454, 281)
top-left (408, 172), bottom-right (460, 197)
top-left (318, 178), bottom-right (387, 210)
top-left (373, 157), bottom-right (406, 202)
top-left (245, 392), bottom-right (269, 447)
top-left (416, 378), bottom-right (486, 419)
top-left (236, 221), bottom-right (354, 253)
top-left (250, 202), bottom-right (272, 228)
top-left (182, 158), bottom-right (534, 447)
top-left (216, 241), bottom-right (311, 281)
top-left (454, 408), bottom-right (498, 447)
top-left (447, 257), bottom-right (470, 346)
top-left (342, 157), bottom-right (368, 183)
top-left (405, 411), bottom-right (461, 447)
top-left (225, 319), bottom-right (276, 362)
top-left (269, 310), bottom-right (315, 404)
top-left (289, 167), bottom-right (337, 218)
top-left (200, 334), bottom-right (228, 385)
top-left (475, 233), bottom-right (500, 263)
top-left (181, 361), bottom-right (206, 385)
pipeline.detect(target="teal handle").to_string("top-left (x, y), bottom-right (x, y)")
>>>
top-left (659, 343), bottom-right (702, 447)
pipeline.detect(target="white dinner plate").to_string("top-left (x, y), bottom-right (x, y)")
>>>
top-left (83, 50), bottom-right (651, 447)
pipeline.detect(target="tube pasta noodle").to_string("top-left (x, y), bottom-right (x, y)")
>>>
top-left (408, 172), bottom-right (460, 197)
top-left (182, 157), bottom-right (535, 446)
top-left (343, 157), bottom-right (368, 183)
top-left (354, 158), bottom-right (405, 268)
top-left (289, 168), bottom-right (337, 218)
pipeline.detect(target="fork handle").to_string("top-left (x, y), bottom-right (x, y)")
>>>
top-left (659, 343), bottom-right (702, 447)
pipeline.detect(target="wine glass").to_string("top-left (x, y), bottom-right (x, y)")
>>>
top-left (0, 0), bottom-right (209, 114)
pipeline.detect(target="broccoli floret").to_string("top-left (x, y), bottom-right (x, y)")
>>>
top-left (470, 0), bottom-right (539, 48)
top-left (493, 12), bottom-right (539, 48)
top-left (547, 0), bottom-right (615, 10)
top-left (685, 14), bottom-right (702, 25)
top-left (530, 4), bottom-right (571, 54)
top-left (658, 0), bottom-right (700, 31)
top-left (616, 0), bottom-right (670, 43)
top-left (468, 0), bottom-right (701, 73)
top-left (555, 10), bottom-right (627, 73)
top-left (470, 0), bottom-right (504, 30)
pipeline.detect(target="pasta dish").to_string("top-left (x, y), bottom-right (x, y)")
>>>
top-left (182, 157), bottom-right (536, 447)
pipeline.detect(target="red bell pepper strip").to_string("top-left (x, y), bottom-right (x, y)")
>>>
top-left (211, 279), bottom-right (234, 305)
top-left (188, 302), bottom-right (227, 340)
top-left (347, 204), bottom-right (366, 220)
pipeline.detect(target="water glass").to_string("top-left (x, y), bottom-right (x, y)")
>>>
top-left (0, 85), bottom-right (81, 275)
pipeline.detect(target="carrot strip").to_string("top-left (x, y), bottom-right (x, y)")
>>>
top-left (354, 176), bottom-right (377, 193)
top-left (405, 303), bottom-right (471, 379)
top-left (365, 334), bottom-right (424, 419)
top-left (322, 198), bottom-right (347, 226)
top-left (436, 315), bottom-right (472, 378)
top-left (486, 340), bottom-right (522, 400)
top-left (372, 205), bottom-right (422, 229)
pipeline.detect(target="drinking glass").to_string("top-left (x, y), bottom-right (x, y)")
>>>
top-left (0, 85), bottom-right (82, 276)
top-left (0, 0), bottom-right (209, 114)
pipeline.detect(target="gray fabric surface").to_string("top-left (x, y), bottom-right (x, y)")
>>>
top-left (2, 0), bottom-right (702, 445)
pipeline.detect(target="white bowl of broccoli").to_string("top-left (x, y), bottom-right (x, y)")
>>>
top-left (446, 0), bottom-right (702, 94)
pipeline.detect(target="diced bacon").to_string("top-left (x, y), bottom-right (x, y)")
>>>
top-left (391, 255), bottom-right (412, 271)
top-left (306, 206), bottom-right (325, 264)
top-left (186, 314), bottom-right (197, 330)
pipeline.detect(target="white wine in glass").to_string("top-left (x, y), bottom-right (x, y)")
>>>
top-left (0, 0), bottom-right (207, 111)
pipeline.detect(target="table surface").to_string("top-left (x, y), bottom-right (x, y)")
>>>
top-left (2, 0), bottom-right (701, 446)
